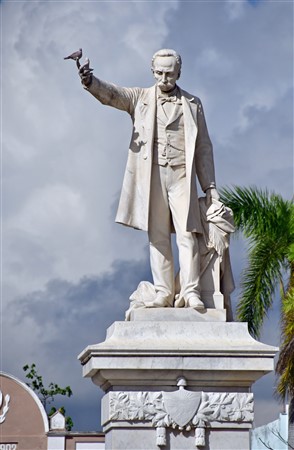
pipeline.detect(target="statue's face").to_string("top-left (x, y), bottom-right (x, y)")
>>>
top-left (152, 56), bottom-right (180, 92)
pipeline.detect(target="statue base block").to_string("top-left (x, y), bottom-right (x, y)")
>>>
top-left (129, 307), bottom-right (226, 322)
top-left (79, 314), bottom-right (277, 449)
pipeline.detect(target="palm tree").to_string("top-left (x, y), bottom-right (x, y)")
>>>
top-left (276, 284), bottom-right (294, 449)
top-left (220, 186), bottom-right (294, 447)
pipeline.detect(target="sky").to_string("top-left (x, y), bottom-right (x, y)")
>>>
top-left (1, 0), bottom-right (293, 432)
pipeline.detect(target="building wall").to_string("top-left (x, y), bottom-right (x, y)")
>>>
top-left (64, 434), bottom-right (105, 450)
top-left (251, 413), bottom-right (288, 450)
top-left (0, 372), bottom-right (106, 450)
top-left (0, 372), bottom-right (48, 450)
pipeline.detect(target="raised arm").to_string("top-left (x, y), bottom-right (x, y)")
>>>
top-left (79, 58), bottom-right (141, 115)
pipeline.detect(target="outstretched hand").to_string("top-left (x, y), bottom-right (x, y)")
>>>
top-left (79, 58), bottom-right (93, 88)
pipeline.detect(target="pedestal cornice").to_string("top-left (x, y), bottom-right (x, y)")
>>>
top-left (79, 321), bottom-right (278, 391)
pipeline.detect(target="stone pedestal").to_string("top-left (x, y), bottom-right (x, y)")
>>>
top-left (79, 309), bottom-right (277, 449)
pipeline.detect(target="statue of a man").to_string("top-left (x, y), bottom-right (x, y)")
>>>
top-left (79, 49), bottom-right (220, 310)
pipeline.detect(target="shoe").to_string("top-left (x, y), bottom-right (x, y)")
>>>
top-left (187, 295), bottom-right (205, 310)
top-left (153, 295), bottom-right (171, 307)
top-left (174, 296), bottom-right (185, 308)
top-left (144, 294), bottom-right (173, 308)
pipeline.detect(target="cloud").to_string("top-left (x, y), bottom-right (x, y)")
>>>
top-left (3, 254), bottom-right (151, 429)
top-left (123, 2), bottom-right (179, 58)
top-left (224, 1), bottom-right (246, 21)
top-left (3, 184), bottom-right (90, 294)
top-left (12, 184), bottom-right (86, 233)
top-left (215, 86), bottom-right (293, 200)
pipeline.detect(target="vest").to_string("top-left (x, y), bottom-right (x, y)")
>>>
top-left (153, 100), bottom-right (186, 167)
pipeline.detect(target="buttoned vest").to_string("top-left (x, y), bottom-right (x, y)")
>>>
top-left (153, 101), bottom-right (186, 166)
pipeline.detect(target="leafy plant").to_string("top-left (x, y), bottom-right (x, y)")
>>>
top-left (23, 363), bottom-right (73, 430)
top-left (220, 186), bottom-right (294, 445)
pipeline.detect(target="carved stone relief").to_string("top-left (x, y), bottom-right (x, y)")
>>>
top-left (108, 378), bottom-right (253, 448)
top-left (0, 390), bottom-right (10, 424)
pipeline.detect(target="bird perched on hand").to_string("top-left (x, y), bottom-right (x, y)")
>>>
top-left (80, 58), bottom-right (93, 73)
top-left (79, 57), bottom-right (93, 87)
top-left (64, 48), bottom-right (82, 61)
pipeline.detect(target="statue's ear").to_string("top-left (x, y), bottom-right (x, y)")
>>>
top-left (177, 70), bottom-right (181, 80)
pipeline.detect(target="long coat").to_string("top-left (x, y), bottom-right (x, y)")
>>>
top-left (85, 77), bottom-right (216, 233)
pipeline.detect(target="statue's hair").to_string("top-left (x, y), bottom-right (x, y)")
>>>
top-left (151, 49), bottom-right (182, 70)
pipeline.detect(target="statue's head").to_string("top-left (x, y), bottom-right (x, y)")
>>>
top-left (151, 49), bottom-right (182, 92)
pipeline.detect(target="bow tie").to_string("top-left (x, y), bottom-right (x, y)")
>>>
top-left (158, 95), bottom-right (180, 104)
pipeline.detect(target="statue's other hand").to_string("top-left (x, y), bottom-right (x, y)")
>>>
top-left (79, 58), bottom-right (93, 87)
top-left (205, 187), bottom-right (220, 206)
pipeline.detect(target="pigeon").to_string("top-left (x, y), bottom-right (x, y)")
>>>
top-left (64, 48), bottom-right (82, 61)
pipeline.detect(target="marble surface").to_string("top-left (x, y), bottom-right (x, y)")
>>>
top-left (79, 317), bottom-right (277, 449)
top-left (129, 307), bottom-right (227, 322)
top-left (78, 48), bottom-right (234, 311)
top-left (102, 385), bottom-right (254, 449)
top-left (79, 320), bottom-right (277, 391)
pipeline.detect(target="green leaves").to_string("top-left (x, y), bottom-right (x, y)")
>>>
top-left (237, 232), bottom-right (284, 338)
top-left (220, 186), bottom-right (293, 338)
top-left (221, 186), bottom-right (292, 240)
top-left (23, 363), bottom-right (73, 430)
top-left (220, 186), bottom-right (294, 401)
top-left (276, 286), bottom-right (294, 398)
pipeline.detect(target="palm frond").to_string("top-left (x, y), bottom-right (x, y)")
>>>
top-left (220, 186), bottom-right (293, 241)
top-left (237, 235), bottom-right (285, 338)
top-left (221, 186), bottom-right (294, 398)
top-left (288, 244), bottom-right (294, 263)
top-left (276, 285), bottom-right (294, 398)
top-left (276, 336), bottom-right (294, 397)
top-left (220, 185), bottom-right (293, 338)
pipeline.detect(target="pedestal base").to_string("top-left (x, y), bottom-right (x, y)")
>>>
top-left (79, 314), bottom-right (277, 449)
top-left (129, 307), bottom-right (226, 322)
top-left (104, 420), bottom-right (251, 450)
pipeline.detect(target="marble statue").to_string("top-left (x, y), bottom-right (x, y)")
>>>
top-left (69, 48), bottom-right (234, 311)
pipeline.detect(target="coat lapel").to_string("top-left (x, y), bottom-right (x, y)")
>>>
top-left (181, 92), bottom-right (198, 172)
top-left (140, 86), bottom-right (156, 133)
top-left (138, 86), bottom-right (156, 161)
top-left (166, 102), bottom-right (182, 127)
top-left (181, 89), bottom-right (203, 232)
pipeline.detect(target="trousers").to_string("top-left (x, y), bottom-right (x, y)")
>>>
top-left (148, 163), bottom-right (201, 305)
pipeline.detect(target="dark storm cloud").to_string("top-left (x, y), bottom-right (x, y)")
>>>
top-left (3, 254), bottom-right (151, 430)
